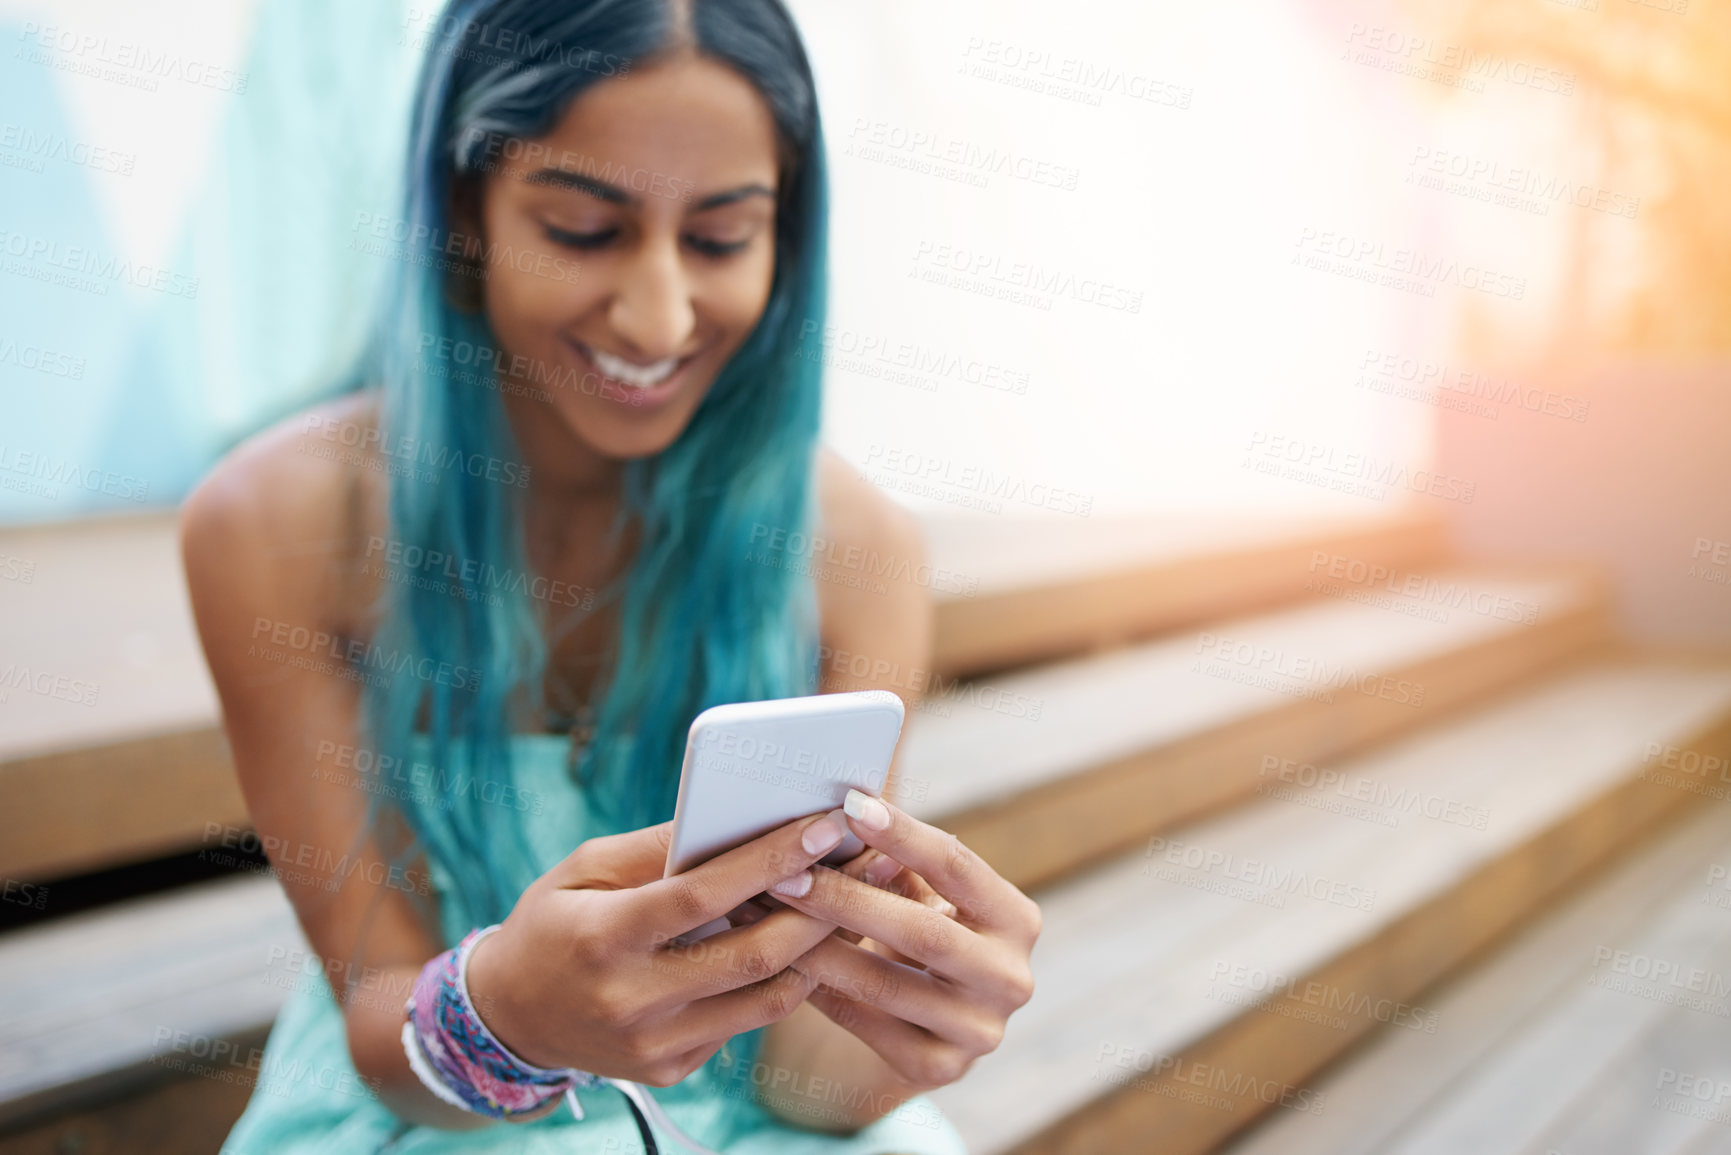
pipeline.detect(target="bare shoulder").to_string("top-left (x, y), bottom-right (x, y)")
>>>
top-left (179, 390), bottom-right (385, 637)
top-left (812, 447), bottom-right (934, 698)
top-left (814, 448), bottom-right (925, 560)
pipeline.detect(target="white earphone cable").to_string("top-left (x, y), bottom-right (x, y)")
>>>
top-left (564, 1076), bottom-right (729, 1155)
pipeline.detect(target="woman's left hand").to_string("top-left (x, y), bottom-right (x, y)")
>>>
top-left (761, 789), bottom-right (1042, 1092)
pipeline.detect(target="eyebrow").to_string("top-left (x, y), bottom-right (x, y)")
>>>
top-left (524, 168), bottom-right (775, 211)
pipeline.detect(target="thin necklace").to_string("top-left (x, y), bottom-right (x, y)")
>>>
top-left (567, 702), bottom-right (597, 777)
top-left (541, 645), bottom-right (606, 778)
top-left (543, 696), bottom-right (599, 781)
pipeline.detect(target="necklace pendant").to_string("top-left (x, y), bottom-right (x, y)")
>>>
top-left (566, 705), bottom-right (596, 776)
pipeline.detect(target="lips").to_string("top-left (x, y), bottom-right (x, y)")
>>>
top-left (571, 338), bottom-right (697, 391)
top-left (564, 332), bottom-right (706, 408)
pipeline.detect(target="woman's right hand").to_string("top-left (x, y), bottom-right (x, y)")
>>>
top-left (463, 809), bottom-right (854, 1087)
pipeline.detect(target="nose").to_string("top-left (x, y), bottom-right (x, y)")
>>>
top-left (606, 234), bottom-right (696, 361)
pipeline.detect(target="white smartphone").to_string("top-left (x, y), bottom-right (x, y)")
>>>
top-left (662, 689), bottom-right (906, 942)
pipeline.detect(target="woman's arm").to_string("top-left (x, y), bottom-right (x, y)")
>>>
top-left (181, 403), bottom-right (509, 1129)
top-left (752, 452), bottom-right (943, 1132)
top-left (185, 401), bottom-right (852, 1131)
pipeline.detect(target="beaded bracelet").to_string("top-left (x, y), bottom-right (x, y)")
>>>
top-left (401, 924), bottom-right (600, 1121)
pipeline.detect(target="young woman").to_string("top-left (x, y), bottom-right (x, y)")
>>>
top-left (181, 0), bottom-right (1039, 1151)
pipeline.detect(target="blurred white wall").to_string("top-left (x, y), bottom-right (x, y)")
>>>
top-left (791, 0), bottom-right (1449, 518)
top-left (3, 0), bottom-right (1609, 524)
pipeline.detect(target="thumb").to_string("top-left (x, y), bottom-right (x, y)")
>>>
top-left (547, 820), bottom-right (675, 890)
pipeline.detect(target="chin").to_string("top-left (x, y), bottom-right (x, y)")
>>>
top-left (552, 393), bottom-right (707, 462)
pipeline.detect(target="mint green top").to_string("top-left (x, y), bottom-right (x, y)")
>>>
top-left (219, 733), bottom-right (971, 1155)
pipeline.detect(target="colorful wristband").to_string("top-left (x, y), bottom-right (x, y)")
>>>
top-left (400, 924), bottom-right (731, 1154)
top-left (401, 925), bottom-right (599, 1121)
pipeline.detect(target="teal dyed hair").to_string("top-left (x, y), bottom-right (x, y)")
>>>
top-left (354, 0), bottom-right (829, 955)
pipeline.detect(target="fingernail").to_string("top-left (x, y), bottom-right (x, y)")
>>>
top-left (802, 812), bottom-right (846, 855)
top-left (864, 855), bottom-right (900, 886)
top-left (772, 869), bottom-right (812, 898)
top-left (844, 789), bottom-right (890, 831)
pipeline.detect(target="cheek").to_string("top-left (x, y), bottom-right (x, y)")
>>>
top-left (712, 250), bottom-right (778, 335)
top-left (484, 265), bottom-right (553, 345)
top-left (483, 266), bottom-right (589, 376)
top-left (477, 213), bottom-right (578, 350)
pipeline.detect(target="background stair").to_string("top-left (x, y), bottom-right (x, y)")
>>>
top-left (1218, 772), bottom-right (1731, 1155)
top-left (905, 565), bottom-right (1610, 891)
top-left (927, 661), bottom-right (1731, 1155)
top-left (4, 508), bottom-right (1725, 1155)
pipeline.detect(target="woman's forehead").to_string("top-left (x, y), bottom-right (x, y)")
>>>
top-left (506, 54), bottom-right (780, 197)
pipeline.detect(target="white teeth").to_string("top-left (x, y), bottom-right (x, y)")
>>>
top-left (585, 343), bottom-right (679, 389)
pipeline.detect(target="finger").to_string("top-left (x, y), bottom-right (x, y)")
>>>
top-left (853, 860), bottom-right (953, 968)
top-left (869, 858), bottom-right (959, 918)
top-left (862, 852), bottom-right (904, 890)
top-left (770, 865), bottom-right (993, 988)
top-left (760, 849), bottom-right (939, 953)
top-left (755, 847), bottom-right (906, 937)
top-left (649, 1039), bottom-right (726, 1089)
top-left (638, 904), bottom-right (839, 1006)
top-left (661, 957), bottom-right (824, 1050)
top-left (677, 1036), bottom-right (729, 1080)
top-left (625, 808), bottom-right (853, 946)
top-left (820, 852), bottom-right (934, 966)
top-left (727, 897), bottom-right (774, 928)
top-left (826, 847), bottom-right (899, 945)
top-left (805, 986), bottom-right (974, 1092)
top-left (784, 933), bottom-right (968, 1040)
top-left (837, 790), bottom-right (1032, 940)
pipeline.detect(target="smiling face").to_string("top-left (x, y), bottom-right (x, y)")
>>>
top-left (465, 50), bottom-right (784, 478)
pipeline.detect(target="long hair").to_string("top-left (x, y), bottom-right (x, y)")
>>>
top-left (355, 0), bottom-right (828, 944)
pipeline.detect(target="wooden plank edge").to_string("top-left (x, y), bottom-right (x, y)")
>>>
top-left (0, 727), bottom-right (244, 882)
top-left (932, 516), bottom-right (1450, 678)
top-left (0, 1023), bottom-right (273, 1137)
top-left (1003, 709), bottom-right (1731, 1155)
top-left (944, 596), bottom-right (1614, 894)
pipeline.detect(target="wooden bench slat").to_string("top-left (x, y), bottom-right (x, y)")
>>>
top-left (908, 568), bottom-right (1610, 890)
top-left (0, 876), bottom-right (301, 1129)
top-left (928, 511), bottom-right (1445, 676)
top-left (1223, 797), bottom-right (1731, 1155)
top-left (0, 510), bottom-right (1443, 882)
top-left (926, 661), bottom-right (1731, 1155)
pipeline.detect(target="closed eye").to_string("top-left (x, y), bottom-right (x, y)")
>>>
top-left (543, 224), bottom-right (616, 250)
top-left (540, 223), bottom-right (754, 258)
top-left (685, 235), bottom-right (752, 258)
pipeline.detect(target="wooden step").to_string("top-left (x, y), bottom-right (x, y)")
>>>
top-left (0, 513), bottom-right (236, 883)
top-left (928, 510), bottom-right (1446, 677)
top-left (6, 657), bottom-right (1711, 1141)
top-left (0, 556), bottom-right (1595, 1131)
top-left (925, 660), bottom-right (1731, 1155)
top-left (0, 1063), bottom-right (256, 1155)
top-left (0, 510), bottom-right (1442, 883)
top-left (906, 566), bottom-right (1611, 892)
top-left (1219, 756), bottom-right (1731, 1155)
top-left (0, 875), bottom-right (300, 1130)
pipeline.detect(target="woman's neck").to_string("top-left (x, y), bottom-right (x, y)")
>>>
top-left (504, 399), bottom-right (624, 501)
